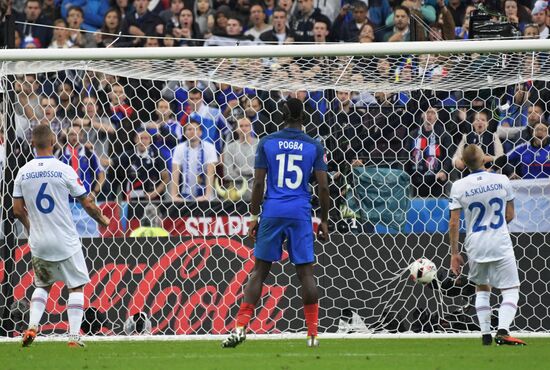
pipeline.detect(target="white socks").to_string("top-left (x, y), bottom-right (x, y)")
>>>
top-left (28, 288), bottom-right (49, 329)
top-left (498, 288), bottom-right (519, 333)
top-left (67, 292), bottom-right (84, 336)
top-left (475, 291), bottom-right (492, 334)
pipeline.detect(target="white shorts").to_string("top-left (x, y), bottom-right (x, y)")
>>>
top-left (32, 250), bottom-right (90, 289)
top-left (468, 254), bottom-right (520, 289)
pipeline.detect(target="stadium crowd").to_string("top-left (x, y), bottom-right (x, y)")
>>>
top-left (1, 0), bottom-right (550, 227)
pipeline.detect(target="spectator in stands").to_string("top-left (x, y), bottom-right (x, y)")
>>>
top-left (407, 107), bottom-right (453, 197)
top-left (241, 94), bottom-right (274, 136)
top-left (497, 83), bottom-right (533, 152)
top-left (121, 0), bottom-right (163, 46)
top-left (14, 75), bottom-right (42, 140)
top-left (453, 110), bottom-right (504, 171)
top-left (61, 0), bottom-right (110, 31)
top-left (111, 0), bottom-right (134, 21)
top-left (57, 123), bottom-right (105, 236)
top-left (532, 1), bottom-right (549, 39)
top-left (146, 98), bottom-right (181, 167)
top-left (313, 19), bottom-right (330, 43)
top-left (278, 0), bottom-right (294, 14)
top-left (160, 0), bottom-right (185, 29)
top-left (58, 123), bottom-right (105, 198)
top-left (16, 0), bottom-right (53, 48)
top-left (455, 5), bottom-right (475, 39)
top-left (28, 95), bottom-right (70, 142)
top-left (115, 130), bottom-right (170, 201)
top-left (79, 95), bottom-right (115, 167)
top-left (66, 6), bottom-right (97, 47)
top-left (221, 117), bottom-right (257, 201)
top-left (95, 9), bottom-right (124, 47)
top-left (204, 15), bottom-right (254, 46)
top-left (171, 120), bottom-right (218, 202)
top-left (167, 8), bottom-right (204, 46)
top-left (56, 81), bottom-right (77, 120)
top-left (523, 23), bottom-right (540, 38)
top-left (503, 0), bottom-right (531, 30)
top-left (290, 0), bottom-right (330, 42)
top-left (383, 6), bottom-right (412, 42)
top-left (505, 123), bottom-right (550, 179)
top-left (49, 19), bottom-right (74, 48)
top-left (211, 5), bottom-right (230, 36)
top-left (332, 1), bottom-right (368, 42)
top-left (259, 7), bottom-right (296, 44)
top-left (194, 0), bottom-right (215, 36)
top-left (42, 0), bottom-right (60, 21)
top-left (386, 0), bottom-right (436, 29)
top-left (446, 0), bottom-right (467, 27)
top-left (358, 22), bottom-right (375, 43)
top-left (436, 0), bottom-right (457, 41)
top-left (108, 82), bottom-right (134, 125)
top-left (186, 87), bottom-right (230, 153)
top-left (244, 3), bottom-right (271, 41)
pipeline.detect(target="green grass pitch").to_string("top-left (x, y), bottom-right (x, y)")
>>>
top-left (2, 338), bottom-right (548, 370)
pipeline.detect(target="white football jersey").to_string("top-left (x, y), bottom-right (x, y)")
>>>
top-left (449, 170), bottom-right (515, 263)
top-left (13, 156), bottom-right (87, 261)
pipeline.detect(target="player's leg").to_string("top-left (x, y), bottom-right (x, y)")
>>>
top-left (475, 284), bottom-right (493, 346)
top-left (493, 256), bottom-right (525, 345)
top-left (62, 250), bottom-right (90, 347)
top-left (222, 218), bottom-right (282, 348)
top-left (296, 263), bottom-right (319, 347)
top-left (238, 258), bottom-right (273, 328)
top-left (22, 285), bottom-right (51, 347)
top-left (23, 256), bottom-right (57, 347)
top-left (222, 258), bottom-right (272, 348)
top-left (286, 220), bottom-right (318, 347)
top-left (67, 285), bottom-right (86, 347)
top-left (469, 259), bottom-right (493, 345)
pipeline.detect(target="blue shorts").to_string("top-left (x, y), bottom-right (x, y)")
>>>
top-left (254, 217), bottom-right (314, 265)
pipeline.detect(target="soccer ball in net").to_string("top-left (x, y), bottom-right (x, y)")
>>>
top-left (409, 258), bottom-right (437, 284)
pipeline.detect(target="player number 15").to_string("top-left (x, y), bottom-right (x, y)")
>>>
top-left (275, 154), bottom-right (303, 190)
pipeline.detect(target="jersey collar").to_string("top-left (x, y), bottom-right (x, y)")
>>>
top-left (283, 128), bottom-right (302, 132)
top-left (35, 156), bottom-right (55, 159)
top-left (469, 169), bottom-right (486, 175)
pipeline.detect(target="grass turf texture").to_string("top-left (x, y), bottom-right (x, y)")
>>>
top-left (1, 338), bottom-right (548, 370)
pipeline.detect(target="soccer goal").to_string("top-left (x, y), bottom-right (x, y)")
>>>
top-left (1, 40), bottom-right (549, 339)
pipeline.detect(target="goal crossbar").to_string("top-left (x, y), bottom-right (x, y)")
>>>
top-left (0, 39), bottom-right (550, 61)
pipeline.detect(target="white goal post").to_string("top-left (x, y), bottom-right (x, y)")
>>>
top-left (0, 39), bottom-right (549, 339)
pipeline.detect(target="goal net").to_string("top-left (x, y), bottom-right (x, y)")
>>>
top-left (1, 41), bottom-right (549, 337)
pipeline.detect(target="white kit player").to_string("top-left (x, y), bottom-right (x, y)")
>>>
top-left (448, 144), bottom-right (526, 346)
top-left (13, 125), bottom-right (110, 348)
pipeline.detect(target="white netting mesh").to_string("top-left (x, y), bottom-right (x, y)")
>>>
top-left (1, 48), bottom-right (549, 337)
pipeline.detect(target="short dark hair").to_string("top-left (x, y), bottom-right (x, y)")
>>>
top-left (273, 7), bottom-right (287, 16)
top-left (393, 5), bottom-right (410, 17)
top-left (352, 0), bottom-right (368, 11)
top-left (188, 88), bottom-right (202, 96)
top-left (67, 6), bottom-right (84, 16)
top-left (32, 124), bottom-right (54, 150)
top-left (283, 98), bottom-right (304, 124)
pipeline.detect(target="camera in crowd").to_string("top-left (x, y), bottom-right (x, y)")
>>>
top-left (469, 4), bottom-right (522, 40)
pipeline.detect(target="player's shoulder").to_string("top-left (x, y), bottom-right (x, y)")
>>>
top-left (202, 140), bottom-right (217, 152)
top-left (483, 171), bottom-right (510, 184)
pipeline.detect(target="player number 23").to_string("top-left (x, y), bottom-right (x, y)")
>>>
top-left (275, 154), bottom-right (303, 189)
top-left (468, 197), bottom-right (505, 233)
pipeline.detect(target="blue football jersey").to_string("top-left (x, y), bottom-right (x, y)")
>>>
top-left (254, 128), bottom-right (327, 220)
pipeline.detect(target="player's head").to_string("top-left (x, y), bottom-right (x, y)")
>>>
top-left (282, 98), bottom-right (305, 127)
top-left (31, 124), bottom-right (55, 151)
top-left (462, 144), bottom-right (484, 171)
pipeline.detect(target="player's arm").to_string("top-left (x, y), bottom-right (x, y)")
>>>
top-left (13, 198), bottom-right (31, 234)
top-left (77, 194), bottom-right (110, 227)
top-left (449, 209), bottom-right (464, 275)
top-left (248, 168), bottom-right (267, 241)
top-left (315, 169), bottom-right (330, 241)
top-left (506, 200), bottom-right (515, 223)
